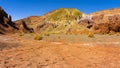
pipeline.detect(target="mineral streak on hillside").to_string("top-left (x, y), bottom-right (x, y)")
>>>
top-left (45, 8), bottom-right (83, 23)
top-left (15, 8), bottom-right (90, 34)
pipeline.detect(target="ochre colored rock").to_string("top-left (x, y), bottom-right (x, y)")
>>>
top-left (92, 14), bottom-right (120, 33)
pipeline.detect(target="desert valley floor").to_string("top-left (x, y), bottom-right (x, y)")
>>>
top-left (0, 34), bottom-right (120, 68)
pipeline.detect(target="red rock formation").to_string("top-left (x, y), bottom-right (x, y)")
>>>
top-left (0, 7), bottom-right (19, 34)
top-left (92, 14), bottom-right (120, 33)
top-left (0, 7), bottom-right (34, 34)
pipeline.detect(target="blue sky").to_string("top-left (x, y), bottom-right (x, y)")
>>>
top-left (0, 0), bottom-right (120, 21)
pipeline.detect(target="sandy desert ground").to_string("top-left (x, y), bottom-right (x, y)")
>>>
top-left (0, 34), bottom-right (120, 68)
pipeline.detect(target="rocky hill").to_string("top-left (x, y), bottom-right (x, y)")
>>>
top-left (45, 8), bottom-right (83, 23)
top-left (0, 7), bottom-right (19, 34)
top-left (15, 8), bottom-right (120, 35)
top-left (0, 7), bottom-right (35, 34)
top-left (77, 8), bottom-right (120, 34)
top-left (15, 16), bottom-right (43, 33)
top-left (91, 8), bottom-right (120, 33)
top-left (91, 8), bottom-right (120, 15)
top-left (15, 8), bottom-right (87, 34)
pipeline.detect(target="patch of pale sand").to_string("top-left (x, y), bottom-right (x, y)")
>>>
top-left (79, 42), bottom-right (120, 46)
top-left (52, 42), bottom-right (63, 45)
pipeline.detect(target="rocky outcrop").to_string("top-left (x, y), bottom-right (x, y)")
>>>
top-left (0, 7), bottom-right (19, 34)
top-left (78, 15), bottom-right (94, 29)
top-left (92, 14), bottom-right (120, 33)
top-left (19, 20), bottom-right (34, 33)
top-left (15, 8), bottom-right (84, 34)
top-left (13, 8), bottom-right (120, 34)
top-left (78, 8), bottom-right (120, 34)
top-left (0, 7), bottom-right (35, 34)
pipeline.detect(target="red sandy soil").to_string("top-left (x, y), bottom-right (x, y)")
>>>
top-left (0, 35), bottom-right (120, 68)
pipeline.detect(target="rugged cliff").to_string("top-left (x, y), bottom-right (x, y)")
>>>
top-left (0, 7), bottom-right (19, 34)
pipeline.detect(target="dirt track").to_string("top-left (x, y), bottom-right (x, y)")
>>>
top-left (0, 35), bottom-right (120, 68)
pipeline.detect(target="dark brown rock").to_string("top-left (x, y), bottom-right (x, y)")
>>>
top-left (0, 7), bottom-right (19, 34)
top-left (78, 19), bottom-right (94, 29)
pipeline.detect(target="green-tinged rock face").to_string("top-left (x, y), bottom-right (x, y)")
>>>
top-left (46, 8), bottom-right (83, 23)
top-left (15, 8), bottom-right (89, 35)
top-left (35, 8), bottom-right (88, 35)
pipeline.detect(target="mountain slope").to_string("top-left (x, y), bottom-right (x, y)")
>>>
top-left (45, 8), bottom-right (83, 23)
top-left (91, 8), bottom-right (120, 15)
top-left (0, 7), bottom-right (19, 34)
top-left (0, 7), bottom-right (35, 34)
top-left (15, 8), bottom-right (120, 35)
top-left (91, 8), bottom-right (120, 33)
top-left (15, 8), bottom-right (87, 34)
